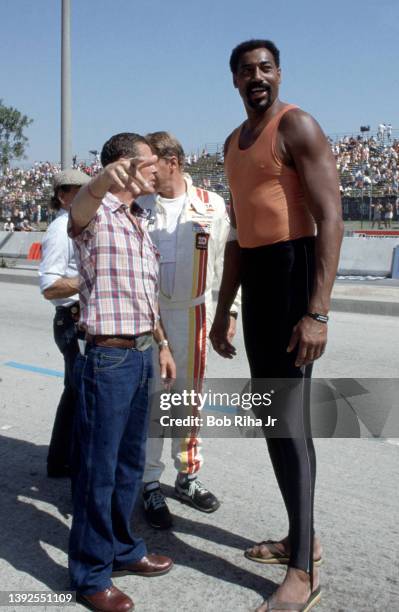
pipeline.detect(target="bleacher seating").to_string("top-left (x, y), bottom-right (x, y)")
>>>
top-left (1, 131), bottom-right (398, 225)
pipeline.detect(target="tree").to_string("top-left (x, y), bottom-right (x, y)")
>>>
top-left (0, 100), bottom-right (33, 171)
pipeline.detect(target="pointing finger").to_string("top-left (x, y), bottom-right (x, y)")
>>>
top-left (127, 155), bottom-right (158, 175)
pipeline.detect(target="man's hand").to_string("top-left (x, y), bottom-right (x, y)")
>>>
top-left (227, 315), bottom-right (237, 344)
top-left (287, 316), bottom-right (327, 367)
top-left (159, 346), bottom-right (176, 389)
top-left (70, 154), bottom-right (158, 232)
top-left (210, 312), bottom-right (237, 359)
top-left (100, 156), bottom-right (158, 197)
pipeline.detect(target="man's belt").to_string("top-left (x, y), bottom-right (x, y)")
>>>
top-left (56, 302), bottom-right (79, 314)
top-left (85, 332), bottom-right (153, 351)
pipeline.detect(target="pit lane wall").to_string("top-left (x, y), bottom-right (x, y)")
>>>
top-left (1, 231), bottom-right (399, 277)
top-left (0, 231), bottom-right (44, 259)
top-left (338, 235), bottom-right (399, 276)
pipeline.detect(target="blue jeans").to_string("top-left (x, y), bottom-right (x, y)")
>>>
top-left (47, 307), bottom-right (79, 469)
top-left (69, 344), bottom-right (153, 595)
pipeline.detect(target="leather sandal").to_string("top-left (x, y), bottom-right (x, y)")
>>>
top-left (261, 586), bottom-right (322, 611)
top-left (245, 540), bottom-right (323, 567)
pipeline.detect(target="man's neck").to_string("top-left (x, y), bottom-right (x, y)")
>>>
top-left (245, 98), bottom-right (283, 130)
top-left (158, 175), bottom-right (186, 199)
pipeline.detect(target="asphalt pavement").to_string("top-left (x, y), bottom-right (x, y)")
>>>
top-left (0, 279), bottom-right (398, 611)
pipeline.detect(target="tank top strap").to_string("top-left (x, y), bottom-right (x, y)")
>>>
top-left (227, 125), bottom-right (243, 151)
top-left (266, 103), bottom-right (299, 129)
top-left (229, 105), bottom-right (299, 153)
top-left (266, 104), bottom-right (299, 166)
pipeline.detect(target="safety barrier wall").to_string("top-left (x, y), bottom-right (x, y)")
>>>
top-left (338, 236), bottom-right (399, 276)
top-left (0, 231), bottom-right (44, 258)
top-left (1, 231), bottom-right (399, 277)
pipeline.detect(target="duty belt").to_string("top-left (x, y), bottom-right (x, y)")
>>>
top-left (55, 302), bottom-right (80, 321)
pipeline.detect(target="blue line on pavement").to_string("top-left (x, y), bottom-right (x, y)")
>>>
top-left (3, 361), bottom-right (64, 378)
top-left (2, 363), bottom-right (238, 415)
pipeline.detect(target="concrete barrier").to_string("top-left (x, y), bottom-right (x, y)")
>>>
top-left (393, 246), bottom-right (399, 279)
top-left (1, 231), bottom-right (399, 277)
top-left (338, 236), bottom-right (399, 276)
top-left (0, 231), bottom-right (44, 259)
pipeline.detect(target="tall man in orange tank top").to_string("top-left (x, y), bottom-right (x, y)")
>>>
top-left (210, 40), bottom-right (344, 612)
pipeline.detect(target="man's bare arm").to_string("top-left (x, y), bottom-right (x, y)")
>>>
top-left (153, 318), bottom-right (176, 384)
top-left (210, 134), bottom-right (242, 358)
top-left (43, 276), bottom-right (80, 300)
top-left (70, 156), bottom-right (158, 231)
top-left (214, 237), bottom-right (241, 316)
top-left (280, 109), bottom-right (344, 365)
top-left (281, 109), bottom-right (343, 312)
top-left (153, 317), bottom-right (169, 345)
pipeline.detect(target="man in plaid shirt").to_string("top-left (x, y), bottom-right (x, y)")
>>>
top-left (68, 133), bottom-right (176, 612)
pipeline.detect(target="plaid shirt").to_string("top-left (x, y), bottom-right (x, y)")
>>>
top-left (69, 192), bottom-right (159, 336)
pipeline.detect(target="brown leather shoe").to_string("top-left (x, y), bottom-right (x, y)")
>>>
top-left (112, 553), bottom-right (173, 577)
top-left (76, 586), bottom-right (134, 611)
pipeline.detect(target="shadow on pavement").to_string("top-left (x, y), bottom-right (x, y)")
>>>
top-left (132, 484), bottom-right (276, 598)
top-left (0, 435), bottom-right (72, 590)
top-left (1, 435), bottom-right (276, 599)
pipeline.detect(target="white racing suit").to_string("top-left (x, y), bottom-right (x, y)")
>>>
top-left (138, 177), bottom-right (239, 482)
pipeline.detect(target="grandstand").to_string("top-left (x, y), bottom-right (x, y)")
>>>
top-left (1, 130), bottom-right (398, 227)
top-left (189, 131), bottom-right (399, 222)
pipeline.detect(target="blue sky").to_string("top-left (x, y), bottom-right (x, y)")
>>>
top-left (1, 0), bottom-right (398, 164)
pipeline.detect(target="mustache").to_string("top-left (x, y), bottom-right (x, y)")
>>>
top-left (246, 82), bottom-right (271, 96)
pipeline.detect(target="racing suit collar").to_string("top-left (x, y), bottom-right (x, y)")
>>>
top-left (184, 174), bottom-right (208, 215)
top-left (153, 174), bottom-right (208, 215)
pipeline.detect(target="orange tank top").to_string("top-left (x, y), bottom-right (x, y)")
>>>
top-left (224, 104), bottom-right (315, 248)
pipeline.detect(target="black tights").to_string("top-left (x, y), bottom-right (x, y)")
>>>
top-left (241, 237), bottom-right (316, 582)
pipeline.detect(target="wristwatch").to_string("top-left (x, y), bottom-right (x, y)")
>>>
top-left (306, 312), bottom-right (329, 324)
top-left (229, 311), bottom-right (238, 320)
top-left (158, 339), bottom-right (169, 349)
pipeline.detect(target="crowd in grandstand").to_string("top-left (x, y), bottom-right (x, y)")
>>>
top-left (1, 130), bottom-right (399, 230)
top-left (0, 159), bottom-right (101, 230)
top-left (332, 133), bottom-right (399, 197)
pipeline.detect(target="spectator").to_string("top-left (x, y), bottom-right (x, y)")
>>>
top-left (19, 218), bottom-right (34, 231)
top-left (385, 203), bottom-right (393, 228)
top-left (3, 218), bottom-right (14, 231)
top-left (371, 202), bottom-right (383, 229)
